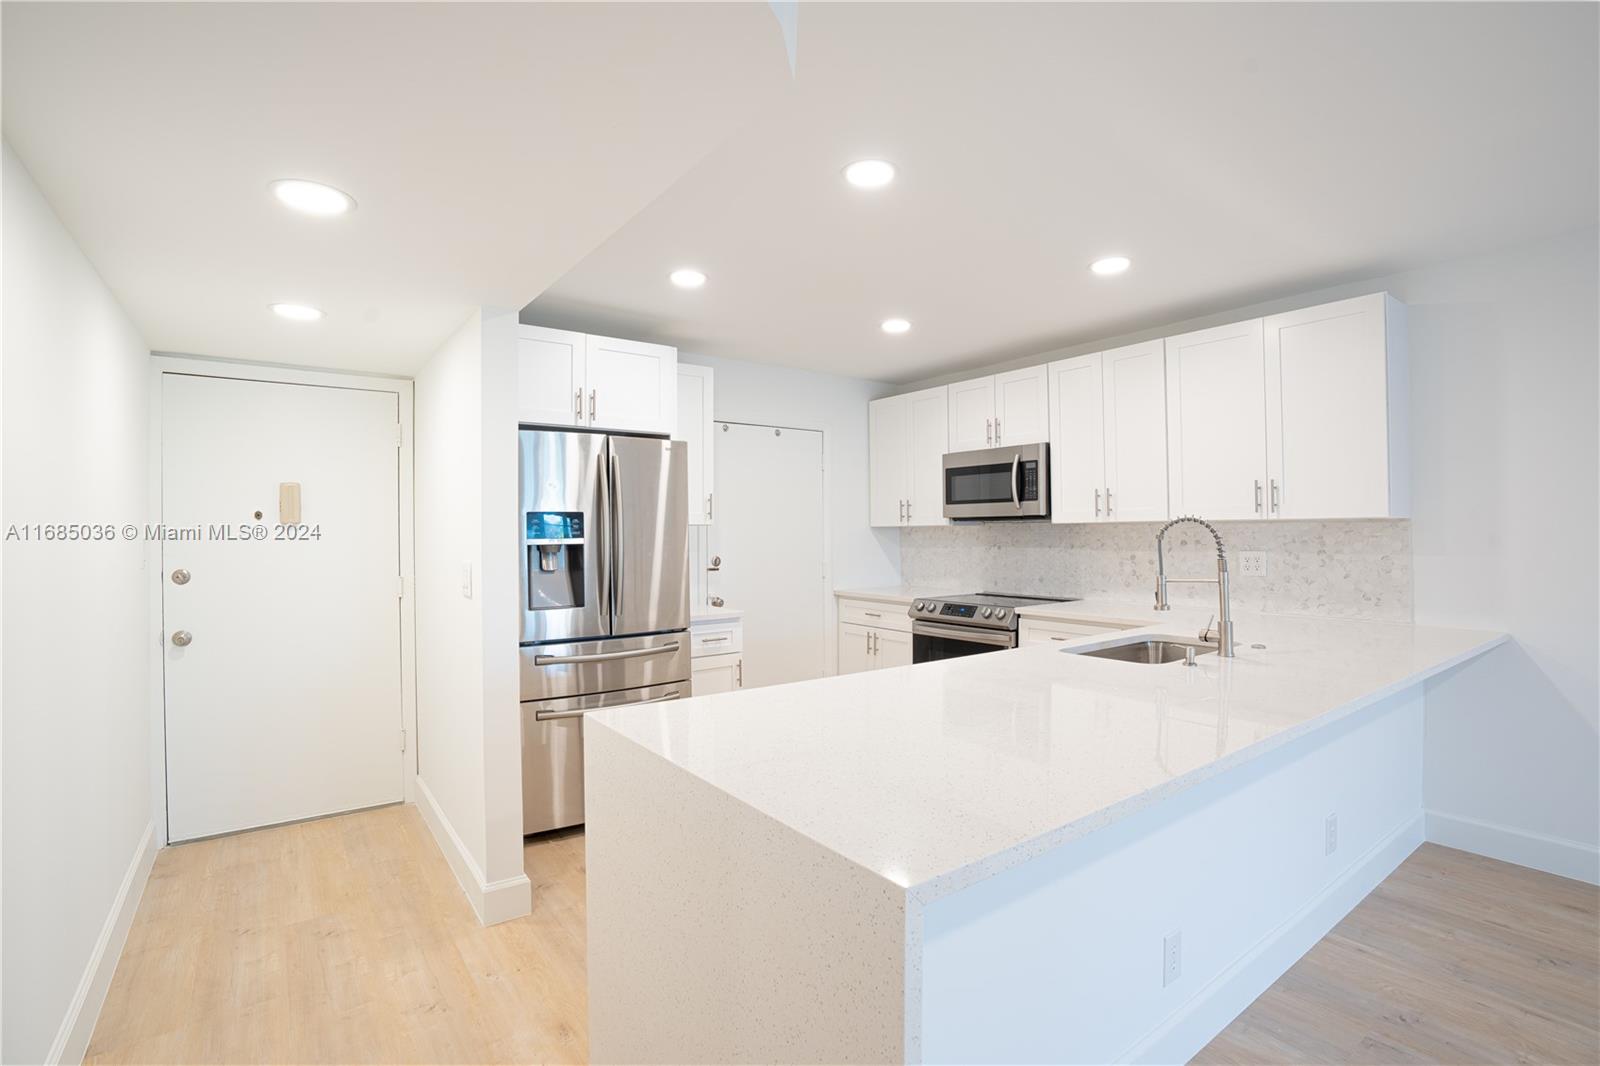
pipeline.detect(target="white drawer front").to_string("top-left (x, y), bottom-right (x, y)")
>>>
top-left (1019, 618), bottom-right (1127, 645)
top-left (837, 599), bottom-right (912, 633)
top-left (690, 621), bottom-right (743, 658)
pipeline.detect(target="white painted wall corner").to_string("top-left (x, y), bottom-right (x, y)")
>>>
top-left (1426, 809), bottom-right (1600, 886)
top-left (413, 779), bottom-right (532, 926)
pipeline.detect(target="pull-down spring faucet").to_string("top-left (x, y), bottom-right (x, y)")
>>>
top-left (1154, 515), bottom-right (1235, 657)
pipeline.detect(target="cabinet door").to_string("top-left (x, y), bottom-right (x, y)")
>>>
top-left (675, 364), bottom-right (714, 524)
top-left (691, 652), bottom-right (741, 695)
top-left (1047, 355), bottom-right (1106, 524)
top-left (993, 365), bottom-right (1049, 445)
top-left (584, 335), bottom-right (677, 434)
top-left (517, 326), bottom-right (585, 427)
top-left (838, 623), bottom-right (874, 675)
top-left (1265, 294), bottom-right (1400, 519)
top-left (1165, 319), bottom-right (1268, 520)
top-left (947, 377), bottom-right (996, 452)
top-left (1101, 340), bottom-right (1169, 522)
top-left (873, 627), bottom-right (913, 669)
top-left (868, 394), bottom-right (910, 527)
top-left (906, 386), bottom-right (949, 526)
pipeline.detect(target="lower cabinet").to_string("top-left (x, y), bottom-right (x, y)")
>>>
top-left (1018, 617), bottom-right (1129, 646)
top-left (838, 621), bottom-right (913, 673)
top-left (691, 651), bottom-right (742, 694)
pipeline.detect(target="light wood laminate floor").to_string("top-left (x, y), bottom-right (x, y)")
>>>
top-left (87, 808), bottom-right (1597, 1064)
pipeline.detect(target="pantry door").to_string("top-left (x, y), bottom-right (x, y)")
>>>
top-left (161, 373), bottom-right (404, 842)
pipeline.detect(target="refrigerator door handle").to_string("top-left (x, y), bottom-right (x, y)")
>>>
top-left (609, 450), bottom-right (623, 616)
top-left (532, 641), bottom-right (682, 666)
top-left (595, 442), bottom-right (612, 631)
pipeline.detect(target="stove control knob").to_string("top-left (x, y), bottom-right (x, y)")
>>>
top-left (981, 607), bottom-right (993, 618)
top-left (913, 601), bottom-right (923, 611)
top-left (997, 608), bottom-right (1010, 619)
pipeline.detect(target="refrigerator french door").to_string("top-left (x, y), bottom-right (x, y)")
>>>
top-left (519, 428), bottom-right (690, 833)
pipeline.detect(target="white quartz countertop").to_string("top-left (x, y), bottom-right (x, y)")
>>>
top-left (592, 602), bottom-right (1505, 902)
top-left (834, 585), bottom-right (962, 606)
top-left (690, 604), bottom-right (745, 623)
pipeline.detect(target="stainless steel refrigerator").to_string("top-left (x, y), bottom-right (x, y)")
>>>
top-left (519, 428), bottom-right (690, 834)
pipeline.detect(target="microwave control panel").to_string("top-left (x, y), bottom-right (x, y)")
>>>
top-left (1021, 462), bottom-right (1039, 501)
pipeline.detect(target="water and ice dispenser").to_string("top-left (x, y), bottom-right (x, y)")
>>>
top-left (525, 511), bottom-right (586, 610)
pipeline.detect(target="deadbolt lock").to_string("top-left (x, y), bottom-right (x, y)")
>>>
top-left (170, 630), bottom-right (193, 647)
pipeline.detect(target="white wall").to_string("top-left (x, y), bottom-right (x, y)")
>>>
top-left (904, 226), bottom-right (1600, 881)
top-left (413, 307), bottom-right (528, 923)
top-left (1, 143), bottom-right (156, 1063)
top-left (679, 352), bottom-right (902, 667)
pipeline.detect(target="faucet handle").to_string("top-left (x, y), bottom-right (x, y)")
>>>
top-left (1199, 614), bottom-right (1216, 643)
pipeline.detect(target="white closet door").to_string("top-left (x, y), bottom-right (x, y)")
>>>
top-left (993, 365), bottom-right (1049, 445)
top-left (1165, 319), bottom-right (1268, 520)
top-left (517, 325), bottom-right (585, 427)
top-left (713, 423), bottom-right (826, 688)
top-left (1047, 355), bottom-right (1106, 524)
top-left (1101, 340), bottom-right (1169, 522)
top-left (947, 377), bottom-right (996, 451)
top-left (675, 364), bottom-right (714, 524)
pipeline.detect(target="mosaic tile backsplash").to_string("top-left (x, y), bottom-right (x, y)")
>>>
top-left (899, 519), bottom-right (1412, 622)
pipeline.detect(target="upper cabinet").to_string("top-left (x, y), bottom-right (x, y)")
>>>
top-left (1048, 339), bottom-right (1169, 524)
top-left (947, 365), bottom-right (1048, 451)
top-left (674, 364), bottom-right (714, 525)
top-left (1264, 294), bottom-right (1408, 519)
top-left (517, 325), bottom-right (677, 436)
top-left (869, 386), bottom-right (948, 527)
top-left (1165, 318), bottom-right (1270, 520)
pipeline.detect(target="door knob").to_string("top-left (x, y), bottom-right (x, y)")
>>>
top-left (170, 568), bottom-right (191, 585)
top-left (170, 630), bottom-right (193, 647)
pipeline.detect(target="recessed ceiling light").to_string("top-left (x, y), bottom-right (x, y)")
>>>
top-left (844, 159), bottom-right (896, 189)
top-left (271, 302), bottom-right (324, 322)
top-left (270, 179), bottom-right (355, 217)
top-left (669, 268), bottom-right (707, 289)
top-left (881, 318), bottom-right (911, 334)
top-left (1090, 256), bottom-right (1132, 276)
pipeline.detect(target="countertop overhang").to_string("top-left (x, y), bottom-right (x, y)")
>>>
top-left (591, 595), bottom-right (1505, 902)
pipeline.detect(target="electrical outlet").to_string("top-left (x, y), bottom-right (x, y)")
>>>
top-left (1163, 931), bottom-right (1182, 987)
top-left (1325, 813), bottom-right (1338, 855)
top-left (1239, 550), bottom-right (1268, 577)
top-left (460, 564), bottom-right (474, 600)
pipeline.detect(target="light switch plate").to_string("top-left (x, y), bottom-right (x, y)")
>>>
top-left (461, 564), bottom-right (474, 599)
top-left (1239, 550), bottom-right (1268, 577)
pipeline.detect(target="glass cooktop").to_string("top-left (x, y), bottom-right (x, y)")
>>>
top-left (948, 592), bottom-right (1081, 607)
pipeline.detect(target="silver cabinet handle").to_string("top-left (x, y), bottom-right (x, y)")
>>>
top-left (700, 635), bottom-right (730, 644)
top-left (736, 659), bottom-right (742, 687)
top-left (995, 417), bottom-right (1002, 444)
top-left (865, 631), bottom-right (871, 657)
top-left (534, 641), bottom-right (680, 666)
top-left (906, 498), bottom-right (912, 521)
top-left (1010, 453), bottom-right (1021, 509)
top-left (589, 389), bottom-right (596, 421)
top-left (986, 418), bottom-right (993, 445)
top-left (899, 499), bottom-right (905, 523)
top-left (575, 389), bottom-right (583, 423)
top-left (170, 630), bottom-right (192, 647)
top-left (1254, 479), bottom-right (1264, 514)
top-left (864, 610), bottom-right (882, 618)
top-left (1105, 489), bottom-right (1113, 516)
top-left (1270, 479), bottom-right (1280, 515)
top-left (1050, 635), bottom-right (1069, 641)
top-left (707, 493), bottom-right (713, 521)
top-left (872, 631), bottom-right (879, 654)
top-left (1094, 489), bottom-right (1101, 516)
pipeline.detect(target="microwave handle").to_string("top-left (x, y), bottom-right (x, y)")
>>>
top-left (1010, 453), bottom-right (1021, 509)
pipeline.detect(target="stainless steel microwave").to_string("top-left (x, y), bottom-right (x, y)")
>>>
top-left (942, 443), bottom-right (1049, 519)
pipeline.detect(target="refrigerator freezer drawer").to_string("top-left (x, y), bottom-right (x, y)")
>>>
top-left (521, 680), bottom-right (685, 834)
top-left (519, 630), bottom-right (689, 703)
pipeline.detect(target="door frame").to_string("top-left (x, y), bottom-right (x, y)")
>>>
top-left (147, 355), bottom-right (417, 846)
top-left (710, 419), bottom-right (833, 678)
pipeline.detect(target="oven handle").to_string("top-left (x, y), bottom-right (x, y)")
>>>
top-left (912, 620), bottom-right (1016, 648)
top-left (1010, 453), bottom-right (1021, 509)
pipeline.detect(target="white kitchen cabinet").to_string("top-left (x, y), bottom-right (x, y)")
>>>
top-left (675, 364), bottom-right (714, 525)
top-left (838, 621), bottom-right (875, 675)
top-left (518, 326), bottom-right (677, 435)
top-left (1048, 354), bottom-right (1107, 523)
top-left (947, 366), bottom-right (1048, 451)
top-left (517, 325), bottom-right (586, 427)
top-left (1264, 293), bottom-right (1409, 519)
top-left (947, 377), bottom-right (995, 451)
top-left (1018, 617), bottom-right (1130, 645)
top-left (1165, 318), bottom-right (1269, 520)
top-left (873, 627), bottom-right (913, 668)
top-left (1100, 340), bottom-right (1169, 521)
top-left (1048, 340), bottom-right (1168, 524)
top-left (584, 334), bottom-right (676, 434)
top-left (869, 386), bottom-right (948, 527)
top-left (691, 651), bottom-right (742, 694)
top-left (993, 365), bottom-right (1049, 446)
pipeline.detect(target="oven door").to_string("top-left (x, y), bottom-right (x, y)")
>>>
top-left (912, 619), bottom-right (1016, 663)
top-left (942, 443), bottom-right (1049, 519)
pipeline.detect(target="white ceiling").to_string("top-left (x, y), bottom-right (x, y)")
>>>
top-left (1, 2), bottom-right (793, 374)
top-left (526, 3), bottom-right (1600, 383)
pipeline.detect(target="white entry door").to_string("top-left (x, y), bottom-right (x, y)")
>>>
top-left (712, 422), bottom-right (826, 688)
top-left (162, 374), bottom-right (403, 842)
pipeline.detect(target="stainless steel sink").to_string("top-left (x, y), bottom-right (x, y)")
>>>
top-left (1069, 636), bottom-right (1217, 664)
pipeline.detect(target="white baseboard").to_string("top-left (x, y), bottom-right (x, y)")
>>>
top-left (47, 821), bottom-right (159, 1066)
top-left (1427, 809), bottom-right (1599, 885)
top-left (413, 777), bottom-right (531, 926)
top-left (1123, 812), bottom-right (1424, 1065)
